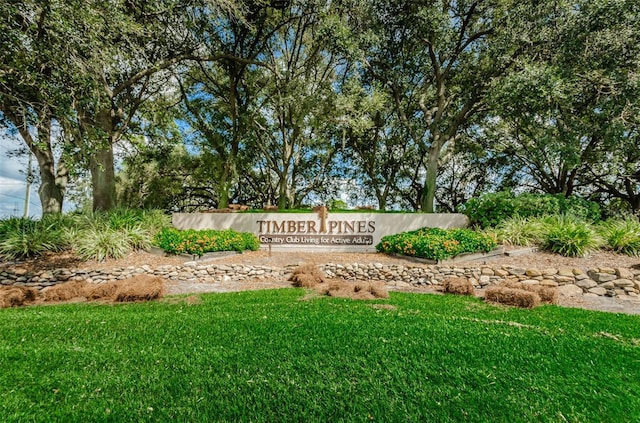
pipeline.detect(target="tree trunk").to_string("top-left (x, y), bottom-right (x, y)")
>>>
top-left (13, 115), bottom-right (67, 215)
top-left (277, 174), bottom-right (288, 209)
top-left (217, 170), bottom-right (231, 209)
top-left (36, 154), bottom-right (68, 215)
top-left (89, 145), bottom-right (116, 211)
top-left (419, 146), bottom-right (440, 213)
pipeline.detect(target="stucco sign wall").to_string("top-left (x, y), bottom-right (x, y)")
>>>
top-left (172, 210), bottom-right (469, 252)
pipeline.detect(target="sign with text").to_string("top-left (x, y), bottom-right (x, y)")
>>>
top-left (256, 206), bottom-right (375, 246)
top-left (172, 211), bottom-right (470, 252)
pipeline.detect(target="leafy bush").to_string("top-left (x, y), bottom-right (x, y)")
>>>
top-left (154, 228), bottom-right (260, 256)
top-left (462, 191), bottom-right (601, 228)
top-left (598, 217), bottom-right (640, 256)
top-left (542, 215), bottom-right (600, 257)
top-left (376, 227), bottom-right (497, 261)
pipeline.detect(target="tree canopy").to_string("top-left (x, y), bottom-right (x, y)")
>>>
top-left (2, 0), bottom-right (639, 216)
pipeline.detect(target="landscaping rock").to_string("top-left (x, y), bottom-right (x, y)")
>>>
top-left (613, 279), bottom-right (634, 288)
top-left (575, 279), bottom-right (597, 290)
top-left (587, 271), bottom-right (617, 283)
top-left (588, 287), bottom-right (607, 296)
top-left (616, 268), bottom-right (634, 280)
top-left (558, 284), bottom-right (583, 297)
top-left (558, 268), bottom-right (574, 277)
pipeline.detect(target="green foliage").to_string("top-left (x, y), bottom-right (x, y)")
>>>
top-left (376, 227), bottom-right (497, 261)
top-left (0, 223), bottom-right (57, 260)
top-left (493, 215), bottom-right (548, 246)
top-left (74, 227), bottom-right (132, 261)
top-left (327, 199), bottom-right (348, 210)
top-left (0, 217), bottom-right (68, 260)
top-left (542, 215), bottom-right (601, 257)
top-left (598, 218), bottom-right (640, 256)
top-left (462, 191), bottom-right (602, 228)
top-left (0, 209), bottom-right (170, 261)
top-left (1, 291), bottom-right (639, 421)
top-left (154, 228), bottom-right (260, 256)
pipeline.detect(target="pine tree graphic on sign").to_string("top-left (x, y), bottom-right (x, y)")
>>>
top-left (313, 205), bottom-right (328, 233)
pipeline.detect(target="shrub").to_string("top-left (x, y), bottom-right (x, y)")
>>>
top-left (598, 217), bottom-right (640, 256)
top-left (376, 227), bottom-right (497, 261)
top-left (484, 286), bottom-right (541, 308)
top-left (541, 215), bottom-right (600, 257)
top-left (462, 191), bottom-right (601, 228)
top-left (154, 228), bottom-right (260, 256)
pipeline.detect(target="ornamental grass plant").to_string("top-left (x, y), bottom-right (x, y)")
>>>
top-left (541, 215), bottom-right (601, 257)
top-left (598, 217), bottom-right (640, 256)
top-left (0, 216), bottom-right (68, 259)
top-left (0, 209), bottom-right (169, 261)
top-left (492, 215), bottom-right (548, 246)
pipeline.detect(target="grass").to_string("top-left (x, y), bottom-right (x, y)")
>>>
top-left (1, 290), bottom-right (639, 422)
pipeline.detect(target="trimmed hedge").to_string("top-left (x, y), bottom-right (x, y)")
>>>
top-left (154, 228), bottom-right (260, 256)
top-left (376, 227), bottom-right (497, 261)
top-left (462, 191), bottom-right (601, 228)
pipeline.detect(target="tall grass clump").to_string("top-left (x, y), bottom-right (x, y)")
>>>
top-left (69, 209), bottom-right (167, 260)
top-left (542, 215), bottom-right (600, 257)
top-left (74, 226), bottom-right (132, 261)
top-left (0, 216), bottom-right (69, 260)
top-left (598, 217), bottom-right (640, 256)
top-left (0, 209), bottom-right (169, 261)
top-left (492, 215), bottom-right (548, 246)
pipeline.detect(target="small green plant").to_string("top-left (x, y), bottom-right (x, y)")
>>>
top-left (154, 228), bottom-right (260, 256)
top-left (376, 227), bottom-right (497, 261)
top-left (542, 215), bottom-right (600, 257)
top-left (598, 217), bottom-right (640, 256)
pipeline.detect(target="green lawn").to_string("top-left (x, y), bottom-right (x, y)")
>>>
top-left (1, 290), bottom-right (639, 422)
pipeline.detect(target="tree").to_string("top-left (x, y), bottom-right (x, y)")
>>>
top-left (338, 77), bottom-right (417, 210)
top-left (359, 0), bottom-right (547, 212)
top-left (0, 1), bottom-right (80, 214)
top-left (248, 1), bottom-right (347, 209)
top-left (176, 1), bottom-right (289, 208)
top-left (486, 0), bottom-right (640, 212)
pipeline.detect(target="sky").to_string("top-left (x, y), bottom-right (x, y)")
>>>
top-left (0, 134), bottom-right (42, 219)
